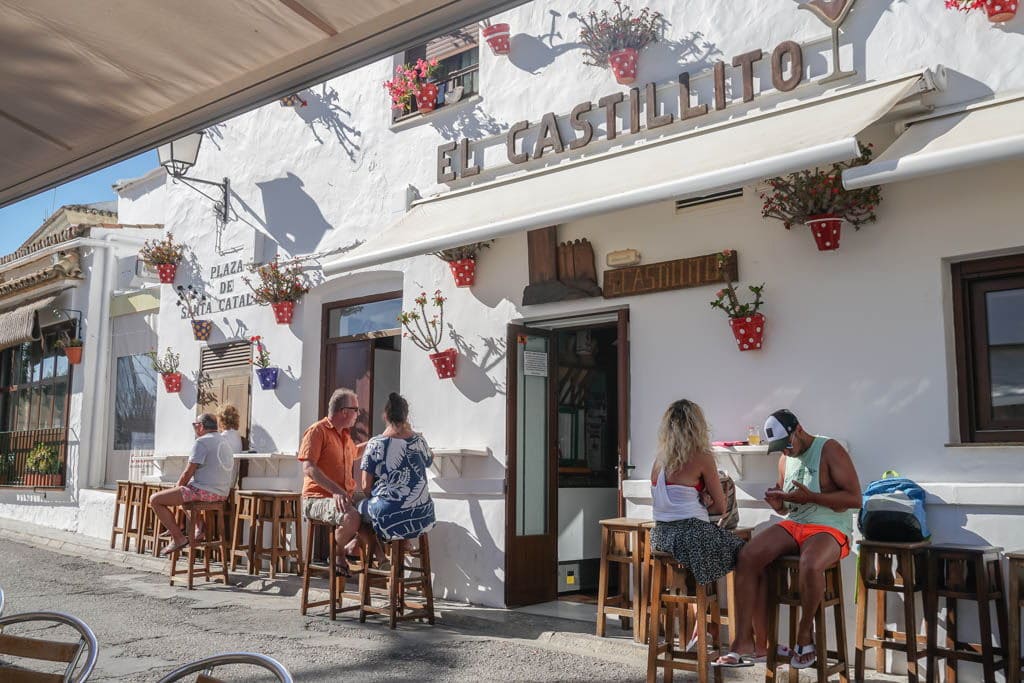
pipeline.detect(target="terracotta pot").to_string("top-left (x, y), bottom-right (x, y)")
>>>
top-left (482, 23), bottom-right (511, 55)
top-left (428, 348), bottom-right (458, 379)
top-left (161, 372), bottom-right (182, 393)
top-left (448, 258), bottom-right (477, 287)
top-left (986, 0), bottom-right (1017, 21)
top-left (155, 263), bottom-right (178, 284)
top-left (416, 83), bottom-right (439, 112)
top-left (729, 313), bottom-right (765, 352)
top-left (806, 214), bottom-right (843, 251)
top-left (608, 48), bottom-right (639, 85)
top-left (271, 301), bottom-right (295, 325)
top-left (64, 345), bottom-right (83, 365)
top-left (256, 367), bottom-right (279, 390)
top-left (25, 473), bottom-right (62, 488)
top-left (191, 319), bottom-right (213, 341)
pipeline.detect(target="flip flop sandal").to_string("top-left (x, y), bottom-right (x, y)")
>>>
top-left (159, 538), bottom-right (190, 557)
top-left (776, 644), bottom-right (792, 658)
top-left (791, 644), bottom-right (817, 669)
top-left (712, 652), bottom-right (755, 668)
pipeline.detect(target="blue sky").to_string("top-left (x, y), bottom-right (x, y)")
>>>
top-left (0, 151), bottom-right (159, 257)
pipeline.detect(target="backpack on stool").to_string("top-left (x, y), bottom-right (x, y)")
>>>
top-left (858, 470), bottom-right (930, 542)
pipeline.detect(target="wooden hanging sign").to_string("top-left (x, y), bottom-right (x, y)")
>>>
top-left (602, 251), bottom-right (737, 299)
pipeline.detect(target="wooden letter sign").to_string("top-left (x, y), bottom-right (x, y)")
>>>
top-left (602, 251), bottom-right (738, 299)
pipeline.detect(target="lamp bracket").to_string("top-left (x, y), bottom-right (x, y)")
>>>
top-left (171, 175), bottom-right (230, 224)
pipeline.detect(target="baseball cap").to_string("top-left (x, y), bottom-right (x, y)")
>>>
top-left (764, 409), bottom-right (799, 453)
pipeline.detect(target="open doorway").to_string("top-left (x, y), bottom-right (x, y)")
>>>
top-left (505, 310), bottom-right (629, 608)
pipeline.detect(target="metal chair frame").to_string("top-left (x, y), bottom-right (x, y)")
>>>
top-left (0, 611), bottom-right (99, 683)
top-left (157, 652), bottom-right (293, 683)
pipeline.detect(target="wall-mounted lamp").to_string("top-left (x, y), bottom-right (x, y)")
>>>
top-left (157, 132), bottom-right (230, 224)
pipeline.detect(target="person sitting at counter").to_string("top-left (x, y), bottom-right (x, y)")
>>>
top-left (298, 388), bottom-right (362, 577)
top-left (717, 409), bottom-right (861, 670)
top-left (649, 399), bottom-right (746, 652)
top-left (150, 412), bottom-right (235, 556)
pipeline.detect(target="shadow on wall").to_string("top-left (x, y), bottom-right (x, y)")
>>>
top-left (449, 328), bottom-right (506, 402)
top-left (289, 85), bottom-right (363, 162)
top-left (430, 499), bottom-right (501, 604)
top-left (256, 172), bottom-right (334, 256)
top-left (507, 9), bottom-right (581, 75)
top-left (639, 31), bottom-right (722, 79)
top-left (924, 497), bottom-right (1004, 546)
top-left (429, 105), bottom-right (508, 142)
top-left (270, 366), bottom-right (301, 411)
top-left (248, 423), bottom-right (278, 454)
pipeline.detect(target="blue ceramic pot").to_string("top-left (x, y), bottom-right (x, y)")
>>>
top-left (256, 366), bottom-right (279, 390)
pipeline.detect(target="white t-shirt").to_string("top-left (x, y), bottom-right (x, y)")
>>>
top-left (188, 432), bottom-right (234, 497)
top-left (221, 429), bottom-right (243, 453)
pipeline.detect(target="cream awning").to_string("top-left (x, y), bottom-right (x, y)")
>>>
top-left (843, 93), bottom-right (1024, 189)
top-left (0, 296), bottom-right (55, 351)
top-left (324, 72), bottom-right (931, 276)
top-left (0, 0), bottom-right (526, 207)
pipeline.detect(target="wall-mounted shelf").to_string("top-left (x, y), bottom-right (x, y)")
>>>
top-left (713, 444), bottom-right (770, 479)
top-left (431, 447), bottom-right (490, 477)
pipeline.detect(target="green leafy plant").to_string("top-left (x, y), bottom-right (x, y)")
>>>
top-left (243, 256), bottom-right (310, 304)
top-left (26, 443), bottom-right (59, 475)
top-left (431, 241), bottom-right (492, 262)
top-left (398, 290), bottom-right (447, 353)
top-left (250, 335), bottom-right (272, 368)
top-left (148, 347), bottom-right (181, 375)
top-left (709, 250), bottom-right (765, 319)
top-left (55, 331), bottom-right (83, 348)
top-left (383, 58), bottom-right (442, 111)
top-left (574, 2), bottom-right (662, 66)
top-left (760, 144), bottom-right (882, 229)
top-left (138, 233), bottom-right (186, 266)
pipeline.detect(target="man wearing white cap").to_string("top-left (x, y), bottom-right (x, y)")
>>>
top-left (716, 409), bottom-right (861, 670)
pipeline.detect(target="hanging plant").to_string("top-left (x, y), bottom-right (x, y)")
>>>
top-left (398, 290), bottom-right (457, 379)
top-left (480, 18), bottom-right (512, 55)
top-left (243, 256), bottom-right (310, 325)
top-left (760, 144), bottom-right (882, 252)
top-left (945, 0), bottom-right (1018, 23)
top-left (139, 233), bottom-right (186, 284)
top-left (575, 2), bottom-right (662, 85)
top-left (431, 241), bottom-right (492, 288)
top-left (55, 332), bottom-right (84, 365)
top-left (279, 93), bottom-right (308, 107)
top-left (250, 335), bottom-right (279, 390)
top-left (383, 58), bottom-right (443, 114)
top-left (175, 285), bottom-right (212, 340)
top-left (709, 250), bottom-right (766, 352)
top-left (149, 347), bottom-right (182, 393)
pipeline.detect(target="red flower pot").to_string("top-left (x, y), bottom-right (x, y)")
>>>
top-left (729, 313), bottom-right (765, 352)
top-left (161, 372), bottom-right (182, 393)
top-left (429, 348), bottom-right (458, 379)
top-left (986, 0), bottom-right (1017, 21)
top-left (416, 83), bottom-right (439, 112)
top-left (448, 258), bottom-right (477, 287)
top-left (482, 23), bottom-right (511, 55)
top-left (806, 214), bottom-right (843, 251)
top-left (156, 263), bottom-right (177, 284)
top-left (271, 301), bottom-right (295, 325)
top-left (64, 346), bottom-right (83, 365)
top-left (608, 48), bottom-right (639, 85)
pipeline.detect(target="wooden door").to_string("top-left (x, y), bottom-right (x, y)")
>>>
top-left (505, 324), bottom-right (558, 607)
top-left (323, 339), bottom-right (373, 444)
top-left (203, 373), bottom-right (252, 449)
top-left (616, 309), bottom-right (630, 516)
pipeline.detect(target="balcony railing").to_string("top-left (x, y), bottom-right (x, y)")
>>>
top-left (0, 428), bottom-right (68, 488)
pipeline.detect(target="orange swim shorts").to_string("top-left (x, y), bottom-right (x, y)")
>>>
top-left (777, 520), bottom-right (850, 559)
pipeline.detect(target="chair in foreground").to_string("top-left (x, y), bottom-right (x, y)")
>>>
top-left (157, 652), bottom-right (293, 683)
top-left (0, 585), bottom-right (5, 616)
top-left (0, 611), bottom-right (99, 682)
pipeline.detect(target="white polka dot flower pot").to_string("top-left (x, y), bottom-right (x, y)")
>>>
top-left (986, 0), bottom-right (1018, 22)
top-left (161, 371), bottom-right (183, 393)
top-left (608, 47), bottom-right (639, 85)
top-left (728, 313), bottom-right (765, 352)
top-left (482, 23), bottom-right (511, 55)
top-left (270, 300), bottom-right (296, 325)
top-left (428, 348), bottom-right (458, 379)
top-left (806, 214), bottom-right (843, 251)
top-left (448, 258), bottom-right (477, 287)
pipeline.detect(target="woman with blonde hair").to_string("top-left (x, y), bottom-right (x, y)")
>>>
top-left (217, 404), bottom-right (243, 453)
top-left (649, 399), bottom-right (745, 588)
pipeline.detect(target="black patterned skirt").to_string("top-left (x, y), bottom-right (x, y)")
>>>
top-left (649, 518), bottom-right (746, 585)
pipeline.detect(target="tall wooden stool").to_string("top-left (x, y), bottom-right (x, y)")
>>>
top-left (109, 480), bottom-right (131, 550)
top-left (638, 521), bottom-right (656, 645)
top-left (1007, 550), bottom-right (1024, 683)
top-left (360, 534), bottom-right (435, 629)
top-left (230, 491), bottom-right (259, 573)
top-left (925, 545), bottom-right (1008, 683)
top-left (855, 540), bottom-right (930, 682)
top-left (251, 492), bottom-right (303, 577)
top-left (169, 501), bottom-right (230, 590)
top-left (765, 555), bottom-right (850, 682)
top-left (123, 481), bottom-right (147, 552)
top-left (597, 517), bottom-right (644, 638)
top-left (646, 550), bottom-right (723, 683)
top-left (720, 526), bottom-right (754, 646)
top-left (300, 518), bottom-right (363, 620)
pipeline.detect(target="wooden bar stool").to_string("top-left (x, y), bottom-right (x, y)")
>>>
top-left (109, 480), bottom-right (131, 550)
top-left (123, 481), bottom-right (147, 552)
top-left (638, 521), bottom-right (656, 645)
top-left (925, 545), bottom-right (1008, 683)
top-left (251, 491), bottom-right (304, 577)
top-left (855, 540), bottom-right (930, 682)
top-left (645, 550), bottom-right (723, 683)
top-left (1007, 550), bottom-right (1024, 683)
top-left (169, 501), bottom-right (230, 590)
top-left (597, 517), bottom-right (644, 638)
top-left (138, 482), bottom-right (166, 556)
top-left (720, 526), bottom-right (754, 647)
top-left (229, 491), bottom-right (259, 573)
top-left (360, 533), bottom-right (435, 629)
top-left (300, 518), bottom-right (362, 620)
top-left (765, 555), bottom-right (850, 682)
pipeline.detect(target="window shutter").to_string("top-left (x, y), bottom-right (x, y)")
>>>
top-left (425, 26), bottom-right (479, 62)
top-left (200, 342), bottom-right (251, 377)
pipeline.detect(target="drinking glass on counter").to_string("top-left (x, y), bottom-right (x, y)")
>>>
top-left (747, 426), bottom-right (762, 445)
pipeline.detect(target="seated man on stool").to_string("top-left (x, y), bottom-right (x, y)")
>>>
top-left (299, 388), bottom-right (362, 576)
top-left (717, 409), bottom-right (861, 669)
top-left (151, 412), bottom-right (234, 556)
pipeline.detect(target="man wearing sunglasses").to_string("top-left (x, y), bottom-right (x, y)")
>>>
top-left (298, 388), bottom-right (363, 575)
top-left (718, 409), bottom-right (861, 670)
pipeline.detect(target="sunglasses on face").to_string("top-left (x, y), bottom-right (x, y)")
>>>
top-left (339, 406), bottom-right (360, 413)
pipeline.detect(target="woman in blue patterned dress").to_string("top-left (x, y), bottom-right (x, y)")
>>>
top-left (358, 393), bottom-right (436, 541)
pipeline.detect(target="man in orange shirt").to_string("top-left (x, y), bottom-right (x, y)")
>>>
top-left (299, 388), bottom-right (362, 573)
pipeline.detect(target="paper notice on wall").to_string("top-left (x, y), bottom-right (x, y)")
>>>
top-left (523, 351), bottom-right (548, 377)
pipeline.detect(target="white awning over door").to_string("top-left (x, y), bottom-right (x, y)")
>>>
top-left (324, 72), bottom-right (931, 276)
